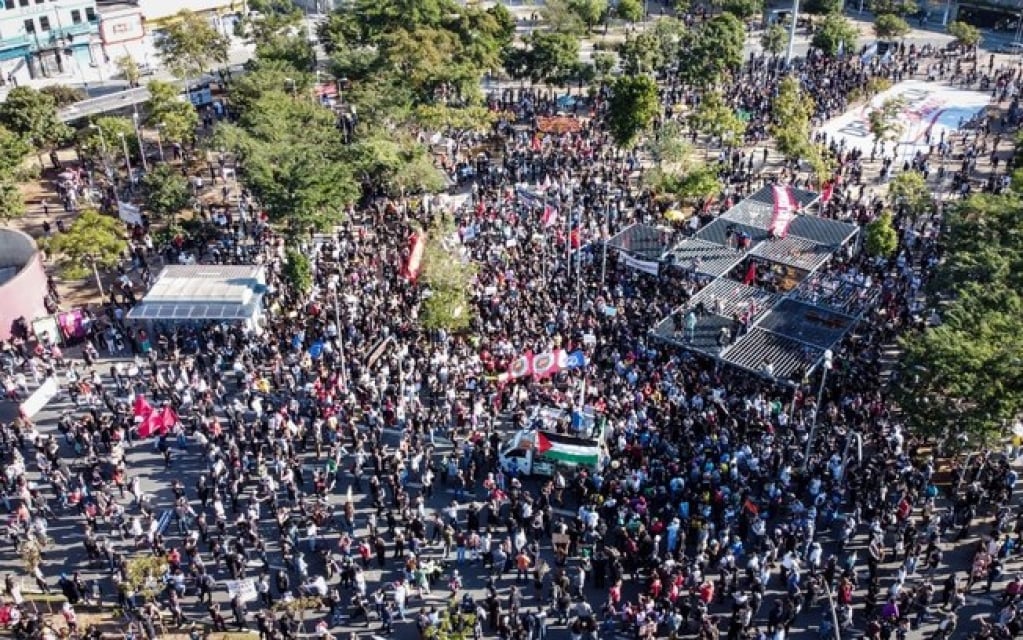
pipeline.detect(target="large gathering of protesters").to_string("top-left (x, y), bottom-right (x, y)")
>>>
top-left (1, 14), bottom-right (1023, 640)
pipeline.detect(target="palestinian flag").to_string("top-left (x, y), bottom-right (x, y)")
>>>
top-left (535, 431), bottom-right (599, 466)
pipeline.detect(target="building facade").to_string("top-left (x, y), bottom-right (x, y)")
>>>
top-left (0, 0), bottom-right (102, 81)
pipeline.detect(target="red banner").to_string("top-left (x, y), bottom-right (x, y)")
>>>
top-left (403, 233), bottom-right (427, 281)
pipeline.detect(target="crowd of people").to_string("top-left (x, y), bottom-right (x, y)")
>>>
top-left (1, 16), bottom-right (1022, 640)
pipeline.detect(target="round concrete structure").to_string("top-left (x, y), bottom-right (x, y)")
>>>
top-left (0, 228), bottom-right (48, 341)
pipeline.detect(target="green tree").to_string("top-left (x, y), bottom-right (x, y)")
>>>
top-left (0, 87), bottom-right (72, 166)
top-left (887, 171), bottom-right (934, 216)
top-left (146, 80), bottom-right (199, 146)
top-left (124, 556), bottom-right (170, 603)
top-left (649, 120), bottom-right (689, 167)
top-left (525, 31), bottom-right (581, 84)
top-left (142, 164), bottom-right (191, 218)
top-left (593, 51), bottom-right (618, 81)
top-left (40, 84), bottom-right (86, 107)
top-left (895, 192), bottom-right (1023, 444)
top-left (253, 31), bottom-right (317, 72)
top-left (770, 76), bottom-right (814, 163)
top-left (0, 124), bottom-right (32, 179)
top-left (812, 14), bottom-right (858, 56)
top-left (761, 23), bottom-right (788, 56)
top-left (867, 97), bottom-right (905, 145)
top-left (651, 17), bottom-right (686, 61)
top-left (78, 117), bottom-right (138, 171)
top-left (413, 104), bottom-right (497, 132)
top-left (874, 13), bottom-right (911, 39)
top-left (606, 74), bottom-right (659, 148)
top-left (678, 13), bottom-right (745, 86)
top-left (677, 162), bottom-right (722, 205)
top-left (283, 247), bottom-right (313, 295)
top-left (420, 219), bottom-right (476, 332)
top-left (216, 92), bottom-right (358, 235)
top-left (947, 21), bottom-right (981, 48)
top-left (864, 211), bottom-right (898, 257)
top-left (0, 182), bottom-right (24, 221)
top-left (617, 32), bottom-right (664, 74)
top-left (115, 55), bottom-right (141, 87)
top-left (155, 10), bottom-right (231, 83)
top-left (567, 0), bottom-right (609, 31)
top-left (43, 210), bottom-right (128, 290)
top-left (690, 89), bottom-right (747, 150)
top-left (617, 0), bottom-right (644, 23)
top-left (869, 0), bottom-right (918, 16)
top-left (802, 0), bottom-right (843, 15)
top-left (717, 0), bottom-right (763, 19)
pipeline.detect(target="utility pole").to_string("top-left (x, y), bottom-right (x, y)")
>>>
top-left (803, 349), bottom-right (833, 469)
top-left (785, 0), bottom-right (800, 64)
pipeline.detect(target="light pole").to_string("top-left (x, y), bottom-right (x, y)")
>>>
top-left (155, 123), bottom-right (165, 163)
top-left (89, 124), bottom-right (111, 179)
top-left (785, 0), bottom-right (800, 64)
top-left (132, 109), bottom-right (148, 173)
top-left (118, 132), bottom-right (133, 184)
top-left (329, 284), bottom-right (349, 390)
top-left (803, 348), bottom-right (833, 469)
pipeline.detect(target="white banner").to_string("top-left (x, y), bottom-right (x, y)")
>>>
top-left (621, 253), bottom-right (660, 277)
top-left (819, 80), bottom-right (989, 155)
top-left (19, 377), bottom-right (59, 418)
top-left (117, 201), bottom-right (142, 226)
top-left (225, 578), bottom-right (257, 604)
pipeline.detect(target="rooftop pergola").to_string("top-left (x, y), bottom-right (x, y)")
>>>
top-left (127, 265), bottom-right (268, 322)
top-left (651, 185), bottom-right (875, 383)
top-left (605, 223), bottom-right (673, 260)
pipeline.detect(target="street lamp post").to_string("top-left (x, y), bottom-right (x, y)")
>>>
top-left (329, 284), bottom-right (349, 390)
top-left (118, 132), bottom-right (133, 185)
top-left (155, 123), bottom-right (165, 163)
top-left (89, 124), bottom-right (112, 179)
top-left (132, 109), bottom-right (148, 173)
top-left (785, 0), bottom-right (800, 64)
top-left (803, 349), bottom-right (834, 469)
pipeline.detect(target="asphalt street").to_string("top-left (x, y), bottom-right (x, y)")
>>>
top-left (0, 351), bottom-right (1018, 640)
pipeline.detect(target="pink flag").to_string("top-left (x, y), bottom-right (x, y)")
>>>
top-left (770, 185), bottom-right (798, 238)
top-left (532, 349), bottom-right (563, 379)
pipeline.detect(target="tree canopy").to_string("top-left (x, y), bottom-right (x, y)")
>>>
top-left (947, 21), bottom-right (981, 48)
top-left (156, 10), bottom-right (231, 81)
top-left (677, 12), bottom-right (745, 86)
top-left (770, 76), bottom-right (815, 163)
top-left (146, 80), bottom-right (199, 145)
top-left (43, 210), bottom-right (128, 281)
top-left (812, 14), bottom-right (858, 57)
top-left (895, 191), bottom-right (1023, 444)
top-left (606, 74), bottom-right (660, 148)
top-left (874, 13), bottom-right (911, 40)
top-left (142, 164), bottom-right (191, 218)
top-left (0, 86), bottom-right (72, 156)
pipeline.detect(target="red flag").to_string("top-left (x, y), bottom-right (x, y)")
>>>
top-left (743, 498), bottom-right (759, 516)
top-left (536, 431), bottom-right (553, 454)
top-left (133, 394), bottom-right (153, 419)
top-left (542, 205), bottom-right (558, 228)
top-left (138, 412), bottom-right (166, 438)
top-left (532, 350), bottom-right (563, 379)
top-left (770, 185), bottom-right (797, 238)
top-left (402, 233), bottom-right (427, 281)
top-left (820, 180), bottom-right (835, 204)
top-left (531, 136), bottom-right (542, 152)
top-left (743, 262), bottom-right (757, 286)
top-left (507, 352), bottom-right (534, 380)
top-left (160, 406), bottom-right (178, 428)
top-left (570, 229), bottom-right (581, 248)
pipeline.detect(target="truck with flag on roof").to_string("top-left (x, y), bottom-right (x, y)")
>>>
top-left (498, 406), bottom-right (608, 477)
